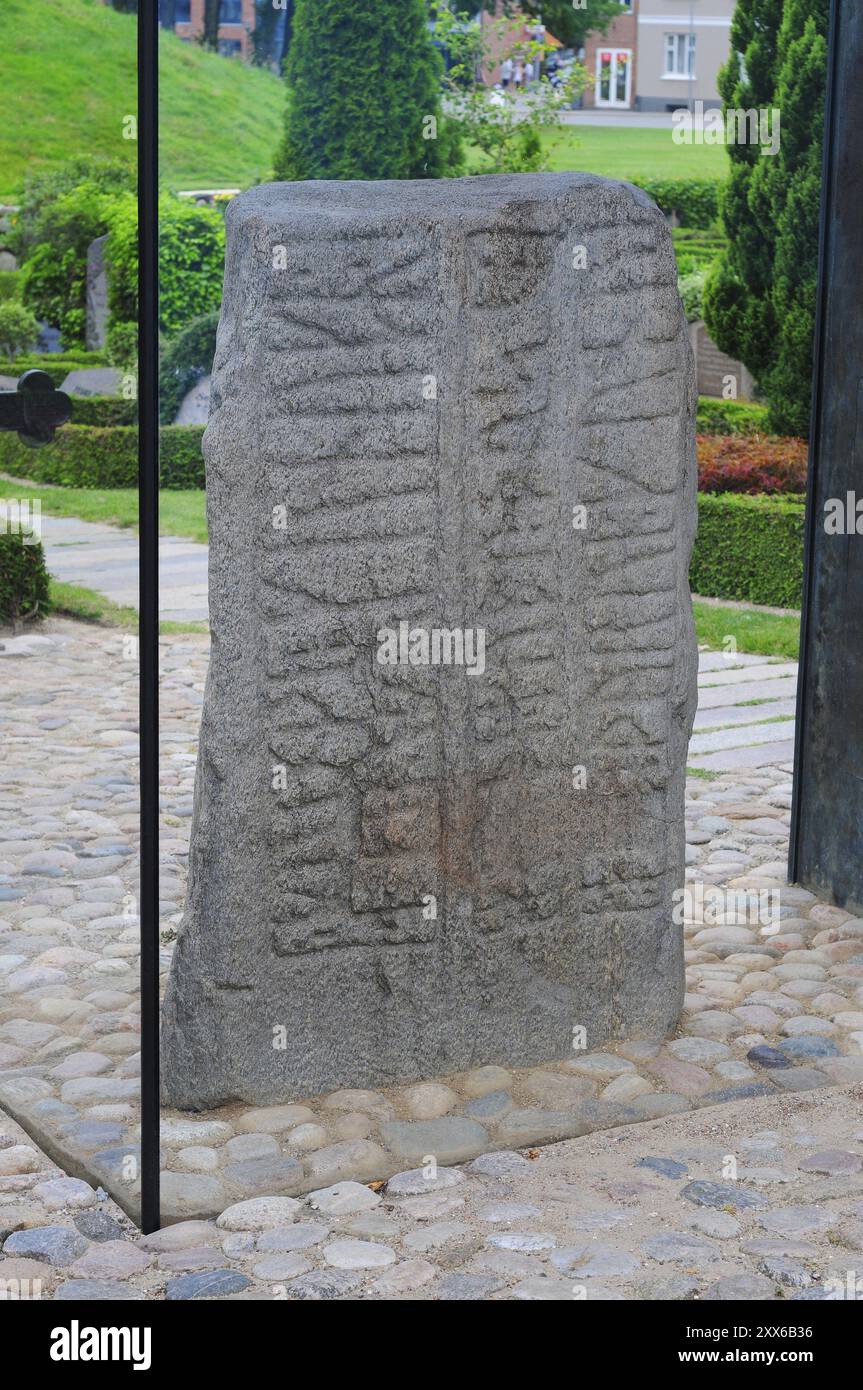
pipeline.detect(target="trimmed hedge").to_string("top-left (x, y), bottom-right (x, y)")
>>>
top-left (672, 229), bottom-right (728, 276)
top-left (696, 397), bottom-right (770, 436)
top-left (634, 177), bottom-right (723, 228)
top-left (69, 395), bottom-right (136, 427)
top-left (691, 492), bottom-right (805, 609)
top-left (160, 428), bottom-right (206, 489)
top-left (0, 352), bottom-right (108, 386)
top-left (0, 531), bottom-right (51, 625)
top-left (0, 423), bottom-right (205, 490)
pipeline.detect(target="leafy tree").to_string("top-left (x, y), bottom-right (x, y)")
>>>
top-left (703, 0), bottom-right (829, 435)
top-left (104, 191), bottom-right (225, 341)
top-left (484, 0), bottom-right (622, 50)
top-left (20, 180), bottom-right (118, 346)
top-left (274, 0), bottom-right (462, 181)
top-left (434, 7), bottom-right (588, 175)
top-left (159, 311), bottom-right (219, 424)
top-left (106, 320), bottom-right (139, 372)
top-left (9, 156), bottom-right (134, 263)
top-left (0, 301), bottom-right (39, 357)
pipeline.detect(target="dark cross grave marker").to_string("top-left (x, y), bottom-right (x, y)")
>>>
top-left (0, 369), bottom-right (72, 446)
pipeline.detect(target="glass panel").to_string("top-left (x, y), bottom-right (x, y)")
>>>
top-left (615, 53), bottom-right (629, 103)
top-left (1, 1), bottom-right (140, 1233)
top-left (146, 0), bottom-right (833, 1312)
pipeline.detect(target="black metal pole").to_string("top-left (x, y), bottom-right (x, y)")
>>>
top-left (138, 0), bottom-right (160, 1235)
top-left (788, 0), bottom-right (839, 885)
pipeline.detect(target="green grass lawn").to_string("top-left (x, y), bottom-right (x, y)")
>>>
top-left (537, 126), bottom-right (728, 181)
top-left (462, 125), bottom-right (728, 183)
top-left (693, 599), bottom-right (800, 662)
top-left (2, 0), bottom-right (284, 194)
top-left (48, 578), bottom-right (138, 630)
top-left (0, 476), bottom-right (208, 543)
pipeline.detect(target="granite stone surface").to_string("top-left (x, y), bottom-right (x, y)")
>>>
top-left (161, 173), bottom-right (698, 1108)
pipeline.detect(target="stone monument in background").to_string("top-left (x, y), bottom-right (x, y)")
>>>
top-left (161, 172), bottom-right (698, 1110)
top-left (85, 235), bottom-right (109, 351)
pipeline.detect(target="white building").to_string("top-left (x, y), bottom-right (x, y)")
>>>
top-left (635, 0), bottom-right (735, 111)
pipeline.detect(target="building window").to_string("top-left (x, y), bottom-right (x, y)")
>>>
top-left (219, 0), bottom-right (243, 22)
top-left (664, 33), bottom-right (696, 78)
top-left (218, 38), bottom-right (243, 56)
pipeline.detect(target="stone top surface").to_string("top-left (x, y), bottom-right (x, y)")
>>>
top-left (227, 171), bottom-right (656, 228)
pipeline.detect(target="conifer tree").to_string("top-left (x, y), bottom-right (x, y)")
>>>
top-left (704, 0), bottom-right (829, 435)
top-left (275, 0), bottom-right (460, 181)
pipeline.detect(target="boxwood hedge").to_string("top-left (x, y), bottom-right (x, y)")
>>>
top-left (696, 397), bottom-right (771, 436)
top-left (0, 531), bottom-right (51, 625)
top-left (0, 423), bottom-right (205, 490)
top-left (0, 352), bottom-right (108, 386)
top-left (634, 178), bottom-right (723, 228)
top-left (691, 492), bottom-right (805, 609)
top-left (68, 396), bottom-right (137, 427)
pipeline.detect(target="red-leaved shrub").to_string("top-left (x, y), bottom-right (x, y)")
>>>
top-left (696, 434), bottom-right (808, 495)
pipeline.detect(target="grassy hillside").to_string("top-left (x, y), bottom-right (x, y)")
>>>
top-left (1, 0), bottom-right (285, 195)
top-left (3, 0), bottom-right (726, 201)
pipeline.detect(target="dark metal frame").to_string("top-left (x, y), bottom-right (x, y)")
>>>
top-left (789, 0), bottom-right (851, 893)
top-left (788, 0), bottom-right (840, 882)
top-left (138, 0), bottom-right (160, 1234)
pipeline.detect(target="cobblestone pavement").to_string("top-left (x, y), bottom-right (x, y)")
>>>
top-left (3, 1081), bottom-right (862, 1300)
top-left (2, 618), bottom-right (863, 1300)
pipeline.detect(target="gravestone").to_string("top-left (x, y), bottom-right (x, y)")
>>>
top-left (85, 235), bottom-right (109, 351)
top-left (174, 373), bottom-right (211, 425)
top-left (689, 320), bottom-right (755, 401)
top-left (60, 367), bottom-right (122, 398)
top-left (161, 173), bottom-right (698, 1110)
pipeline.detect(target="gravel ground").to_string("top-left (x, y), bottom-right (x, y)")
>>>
top-left (2, 618), bottom-right (862, 1301)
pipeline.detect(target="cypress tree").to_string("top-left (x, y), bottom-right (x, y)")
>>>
top-left (274, 0), bottom-right (460, 181)
top-left (704, 0), bottom-right (828, 436)
top-left (763, 0), bottom-right (829, 435)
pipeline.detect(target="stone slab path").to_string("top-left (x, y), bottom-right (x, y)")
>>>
top-left (688, 652), bottom-right (798, 773)
top-left (38, 514), bottom-right (209, 625)
top-left (3, 619), bottom-right (861, 1303)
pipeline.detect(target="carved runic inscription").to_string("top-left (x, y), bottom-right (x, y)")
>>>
top-left (161, 174), bottom-right (698, 1109)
